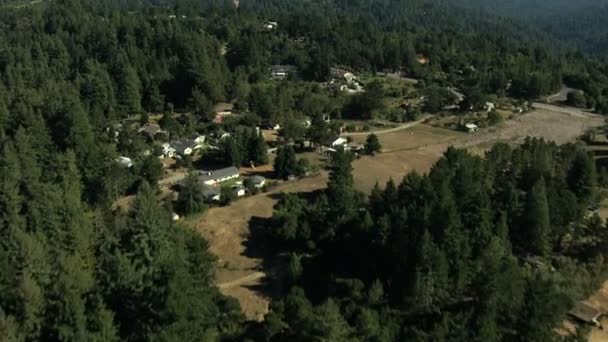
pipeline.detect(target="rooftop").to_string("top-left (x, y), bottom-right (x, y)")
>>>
top-left (197, 166), bottom-right (240, 183)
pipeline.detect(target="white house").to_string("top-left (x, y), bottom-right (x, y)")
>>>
top-left (233, 185), bottom-right (246, 197)
top-left (485, 102), bottom-right (496, 112)
top-left (465, 123), bottom-right (478, 133)
top-left (198, 166), bottom-right (240, 186)
top-left (161, 143), bottom-right (177, 158)
top-left (114, 156), bottom-right (133, 168)
top-left (264, 21), bottom-right (278, 30)
top-left (325, 136), bottom-right (348, 149)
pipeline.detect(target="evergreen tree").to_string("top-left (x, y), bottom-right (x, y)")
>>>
top-left (274, 145), bottom-right (298, 179)
top-left (177, 172), bottom-right (208, 215)
top-left (219, 137), bottom-right (243, 167)
top-left (365, 133), bottom-right (382, 155)
top-left (523, 178), bottom-right (552, 257)
top-left (249, 132), bottom-right (268, 166)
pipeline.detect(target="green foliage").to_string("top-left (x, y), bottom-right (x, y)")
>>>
top-left (274, 145), bottom-right (298, 179)
top-left (261, 139), bottom-right (605, 341)
top-left (487, 110), bottom-right (502, 126)
top-left (176, 172), bottom-right (208, 215)
top-left (365, 134), bottom-right (382, 155)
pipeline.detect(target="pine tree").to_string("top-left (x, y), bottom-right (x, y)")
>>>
top-left (274, 145), bottom-right (297, 179)
top-left (117, 65), bottom-right (142, 114)
top-left (176, 172), bottom-right (207, 215)
top-left (365, 133), bottom-right (382, 155)
top-left (249, 132), bottom-right (268, 166)
top-left (220, 137), bottom-right (243, 167)
top-left (327, 148), bottom-right (355, 216)
top-left (524, 178), bottom-right (551, 257)
top-left (567, 149), bottom-right (597, 205)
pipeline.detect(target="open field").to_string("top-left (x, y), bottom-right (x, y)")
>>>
top-left (351, 124), bottom-right (463, 192)
top-left (183, 173), bottom-right (328, 321)
top-left (184, 104), bottom-right (605, 321)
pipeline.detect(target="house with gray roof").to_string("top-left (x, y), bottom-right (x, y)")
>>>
top-left (249, 175), bottom-right (267, 189)
top-left (138, 123), bottom-right (166, 139)
top-left (197, 166), bottom-right (240, 186)
top-left (201, 185), bottom-right (221, 202)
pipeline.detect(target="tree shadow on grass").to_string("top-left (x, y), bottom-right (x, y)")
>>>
top-left (241, 188), bottom-right (325, 303)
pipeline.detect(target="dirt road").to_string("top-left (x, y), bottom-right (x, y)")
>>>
top-left (341, 116), bottom-right (430, 137)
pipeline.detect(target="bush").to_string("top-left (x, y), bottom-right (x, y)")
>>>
top-left (487, 110), bottom-right (503, 126)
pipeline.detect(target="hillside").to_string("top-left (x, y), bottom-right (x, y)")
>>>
top-left (451, 0), bottom-right (608, 55)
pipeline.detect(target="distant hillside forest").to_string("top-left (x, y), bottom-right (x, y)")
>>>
top-left (0, 0), bottom-right (607, 340)
top-left (451, 0), bottom-right (608, 56)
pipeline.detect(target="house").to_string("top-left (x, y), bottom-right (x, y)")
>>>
top-left (213, 103), bottom-right (234, 124)
top-left (302, 116), bottom-right (312, 128)
top-left (348, 143), bottom-right (365, 153)
top-left (171, 140), bottom-right (194, 156)
top-left (569, 301), bottom-right (603, 326)
top-left (233, 185), bottom-right (246, 197)
top-left (169, 137), bottom-right (205, 157)
top-left (484, 102), bottom-right (496, 112)
top-left (161, 143), bottom-right (177, 158)
top-left (114, 156), bottom-right (133, 168)
top-left (214, 112), bottom-right (233, 124)
top-left (264, 21), bottom-right (278, 30)
top-left (193, 135), bottom-right (206, 145)
top-left (249, 175), bottom-right (267, 189)
top-left (201, 185), bottom-right (221, 202)
top-left (198, 166), bottom-right (240, 186)
top-left (269, 65), bottom-right (296, 80)
top-left (324, 135), bottom-right (348, 149)
top-left (447, 87), bottom-right (465, 104)
top-left (138, 124), bottom-right (166, 139)
top-left (465, 123), bottom-right (478, 133)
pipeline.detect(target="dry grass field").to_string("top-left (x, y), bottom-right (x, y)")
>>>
top-left (351, 124), bottom-right (463, 192)
top-left (183, 173), bottom-right (328, 321)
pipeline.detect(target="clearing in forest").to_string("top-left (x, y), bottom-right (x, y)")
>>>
top-left (187, 105), bottom-right (604, 321)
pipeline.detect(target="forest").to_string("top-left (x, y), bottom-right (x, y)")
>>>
top-left (0, 0), bottom-right (607, 340)
top-left (451, 0), bottom-right (608, 56)
top-left (245, 140), bottom-right (608, 340)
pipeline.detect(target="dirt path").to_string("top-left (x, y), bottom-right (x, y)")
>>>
top-left (341, 116), bottom-right (430, 137)
top-left (218, 272), bottom-right (266, 290)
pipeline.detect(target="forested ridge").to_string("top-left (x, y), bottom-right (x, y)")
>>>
top-left (0, 0), bottom-right (607, 340)
top-left (450, 0), bottom-right (608, 56)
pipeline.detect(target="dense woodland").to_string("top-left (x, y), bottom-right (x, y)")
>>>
top-left (0, 0), bottom-right (608, 340)
top-left (451, 0), bottom-right (608, 56)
